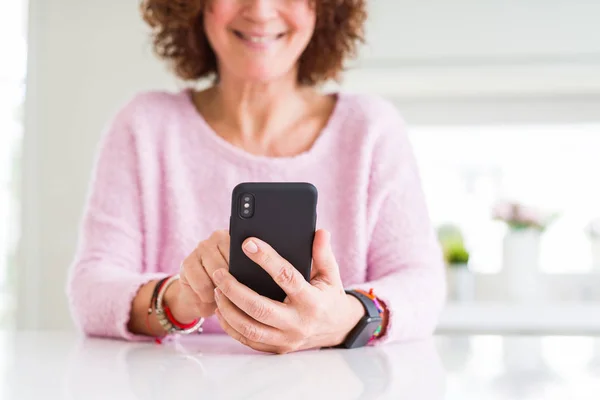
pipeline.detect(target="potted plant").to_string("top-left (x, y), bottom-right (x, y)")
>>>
top-left (492, 201), bottom-right (557, 302)
top-left (492, 201), bottom-right (557, 232)
top-left (438, 224), bottom-right (474, 302)
top-left (585, 218), bottom-right (600, 270)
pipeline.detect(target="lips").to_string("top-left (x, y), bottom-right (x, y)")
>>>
top-left (233, 29), bottom-right (286, 44)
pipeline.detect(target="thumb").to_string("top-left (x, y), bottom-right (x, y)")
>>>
top-left (311, 229), bottom-right (341, 285)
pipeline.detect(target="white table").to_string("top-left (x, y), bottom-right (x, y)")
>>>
top-left (1, 331), bottom-right (599, 399)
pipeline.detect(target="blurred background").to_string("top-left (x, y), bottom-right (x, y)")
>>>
top-left (1, 0), bottom-right (599, 339)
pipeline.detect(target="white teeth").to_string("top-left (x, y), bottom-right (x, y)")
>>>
top-left (247, 35), bottom-right (275, 43)
top-left (235, 31), bottom-right (282, 44)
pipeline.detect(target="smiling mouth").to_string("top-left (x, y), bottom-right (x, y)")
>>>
top-left (233, 30), bottom-right (286, 44)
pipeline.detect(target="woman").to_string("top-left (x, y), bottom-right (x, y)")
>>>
top-left (68, 0), bottom-right (446, 353)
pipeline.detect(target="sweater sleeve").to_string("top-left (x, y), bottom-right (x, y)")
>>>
top-left (66, 102), bottom-right (167, 340)
top-left (350, 104), bottom-right (446, 344)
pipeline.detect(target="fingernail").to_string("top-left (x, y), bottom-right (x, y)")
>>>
top-left (214, 288), bottom-right (220, 300)
top-left (213, 268), bottom-right (225, 284)
top-left (243, 240), bottom-right (258, 254)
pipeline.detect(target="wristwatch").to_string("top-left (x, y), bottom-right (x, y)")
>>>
top-left (336, 289), bottom-right (384, 349)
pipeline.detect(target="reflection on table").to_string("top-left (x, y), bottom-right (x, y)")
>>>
top-left (1, 331), bottom-right (599, 399)
top-left (65, 334), bottom-right (444, 400)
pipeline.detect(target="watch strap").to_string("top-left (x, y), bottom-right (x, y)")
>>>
top-left (335, 289), bottom-right (384, 349)
top-left (346, 289), bottom-right (382, 319)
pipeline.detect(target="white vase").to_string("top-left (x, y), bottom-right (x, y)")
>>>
top-left (590, 239), bottom-right (600, 271)
top-left (502, 228), bottom-right (542, 302)
top-left (447, 265), bottom-right (475, 302)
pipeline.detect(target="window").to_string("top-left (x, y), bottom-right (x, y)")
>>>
top-left (0, 1), bottom-right (27, 325)
top-left (409, 124), bottom-right (600, 275)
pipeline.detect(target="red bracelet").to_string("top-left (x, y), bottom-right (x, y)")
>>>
top-left (158, 276), bottom-right (200, 330)
top-left (163, 305), bottom-right (200, 330)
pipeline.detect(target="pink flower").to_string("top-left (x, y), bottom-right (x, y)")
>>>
top-left (492, 202), bottom-right (513, 221)
top-left (492, 200), bottom-right (556, 231)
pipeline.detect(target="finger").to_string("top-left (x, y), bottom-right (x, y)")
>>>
top-left (215, 309), bottom-right (278, 354)
top-left (212, 268), bottom-right (291, 330)
top-left (181, 256), bottom-right (215, 304)
top-left (310, 266), bottom-right (318, 281)
top-left (198, 242), bottom-right (229, 280)
top-left (178, 270), bottom-right (216, 316)
top-left (241, 237), bottom-right (311, 300)
top-left (311, 229), bottom-right (341, 285)
top-left (214, 230), bottom-right (230, 264)
top-left (214, 288), bottom-right (286, 346)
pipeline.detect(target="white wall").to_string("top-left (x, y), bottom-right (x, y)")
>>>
top-left (343, 0), bottom-right (600, 123)
top-left (18, 0), bottom-right (178, 329)
top-left (18, 0), bottom-right (600, 329)
top-left (364, 1), bottom-right (600, 61)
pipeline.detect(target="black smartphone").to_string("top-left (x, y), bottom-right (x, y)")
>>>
top-left (229, 182), bottom-right (318, 302)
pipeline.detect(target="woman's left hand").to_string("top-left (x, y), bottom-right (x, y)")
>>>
top-left (211, 229), bottom-right (365, 354)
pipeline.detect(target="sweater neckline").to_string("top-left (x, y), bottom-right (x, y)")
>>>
top-left (178, 88), bottom-right (348, 168)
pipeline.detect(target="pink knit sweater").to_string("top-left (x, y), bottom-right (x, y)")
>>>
top-left (67, 89), bottom-right (446, 342)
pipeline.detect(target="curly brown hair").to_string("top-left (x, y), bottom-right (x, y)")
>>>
top-left (140, 0), bottom-right (367, 85)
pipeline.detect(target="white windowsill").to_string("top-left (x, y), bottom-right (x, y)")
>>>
top-left (438, 302), bottom-right (600, 335)
top-left (324, 63), bottom-right (600, 99)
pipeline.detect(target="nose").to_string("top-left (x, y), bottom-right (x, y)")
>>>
top-left (243, 0), bottom-right (278, 23)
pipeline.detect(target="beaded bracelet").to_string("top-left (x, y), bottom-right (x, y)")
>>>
top-left (354, 288), bottom-right (386, 341)
top-left (147, 275), bottom-right (204, 343)
top-left (155, 275), bottom-right (204, 335)
top-left (146, 277), bottom-right (170, 343)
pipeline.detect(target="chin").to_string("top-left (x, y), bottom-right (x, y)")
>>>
top-left (233, 64), bottom-right (295, 83)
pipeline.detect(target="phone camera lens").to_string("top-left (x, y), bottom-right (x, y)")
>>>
top-left (240, 193), bottom-right (254, 218)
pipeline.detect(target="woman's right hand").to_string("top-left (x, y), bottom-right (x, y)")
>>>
top-left (166, 230), bottom-right (230, 323)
